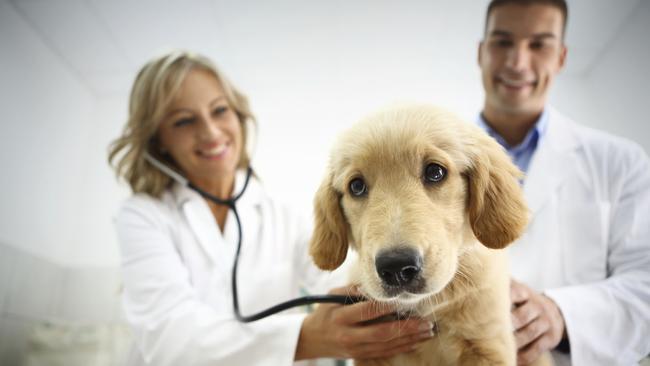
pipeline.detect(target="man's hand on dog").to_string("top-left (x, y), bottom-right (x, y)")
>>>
top-left (295, 285), bottom-right (435, 360)
top-left (510, 279), bottom-right (566, 365)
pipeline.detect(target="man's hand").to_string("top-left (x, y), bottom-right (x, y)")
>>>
top-left (510, 279), bottom-right (566, 365)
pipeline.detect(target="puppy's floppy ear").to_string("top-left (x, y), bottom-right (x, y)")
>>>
top-left (309, 171), bottom-right (349, 270)
top-left (466, 133), bottom-right (528, 249)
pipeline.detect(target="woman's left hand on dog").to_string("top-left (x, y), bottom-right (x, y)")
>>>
top-left (295, 285), bottom-right (436, 361)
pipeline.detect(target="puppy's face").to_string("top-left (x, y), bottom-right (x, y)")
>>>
top-left (310, 105), bottom-right (527, 307)
top-left (333, 131), bottom-right (469, 304)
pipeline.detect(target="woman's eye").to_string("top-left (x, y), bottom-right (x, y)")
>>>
top-left (349, 177), bottom-right (367, 197)
top-left (213, 106), bottom-right (228, 116)
top-left (423, 163), bottom-right (446, 184)
top-left (173, 118), bottom-right (194, 127)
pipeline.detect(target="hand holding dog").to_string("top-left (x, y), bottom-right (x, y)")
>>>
top-left (295, 285), bottom-right (434, 361)
top-left (511, 279), bottom-right (566, 365)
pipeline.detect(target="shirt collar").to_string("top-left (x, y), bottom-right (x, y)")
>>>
top-left (477, 108), bottom-right (549, 152)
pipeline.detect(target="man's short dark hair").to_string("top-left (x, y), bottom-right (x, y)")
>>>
top-left (485, 0), bottom-right (569, 39)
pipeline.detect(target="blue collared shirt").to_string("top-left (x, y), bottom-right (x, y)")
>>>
top-left (477, 109), bottom-right (549, 174)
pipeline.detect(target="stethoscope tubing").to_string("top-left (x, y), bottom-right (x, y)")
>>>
top-left (145, 154), bottom-right (364, 322)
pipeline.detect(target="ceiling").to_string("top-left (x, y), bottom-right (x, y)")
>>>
top-left (7, 0), bottom-right (642, 97)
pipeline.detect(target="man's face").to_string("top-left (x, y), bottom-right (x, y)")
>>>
top-left (478, 4), bottom-right (567, 115)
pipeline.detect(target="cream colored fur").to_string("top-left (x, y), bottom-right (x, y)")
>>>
top-left (310, 105), bottom-right (551, 366)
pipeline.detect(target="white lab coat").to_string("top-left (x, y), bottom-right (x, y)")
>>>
top-left (114, 170), bottom-right (346, 365)
top-left (508, 107), bottom-right (650, 366)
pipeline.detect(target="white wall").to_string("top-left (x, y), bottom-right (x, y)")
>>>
top-left (0, 1), bottom-right (131, 268)
top-left (73, 97), bottom-right (130, 267)
top-left (0, 1), bottom-right (97, 265)
top-left (0, 5), bottom-right (127, 362)
top-left (552, 1), bottom-right (650, 152)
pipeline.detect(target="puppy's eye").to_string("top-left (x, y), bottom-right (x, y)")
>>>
top-left (349, 178), bottom-right (367, 197)
top-left (423, 163), bottom-right (446, 183)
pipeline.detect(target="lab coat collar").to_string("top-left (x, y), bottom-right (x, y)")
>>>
top-left (170, 169), bottom-right (263, 265)
top-left (543, 107), bottom-right (580, 153)
top-left (524, 107), bottom-right (581, 216)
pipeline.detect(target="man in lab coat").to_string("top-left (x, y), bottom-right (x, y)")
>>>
top-left (476, 0), bottom-right (650, 365)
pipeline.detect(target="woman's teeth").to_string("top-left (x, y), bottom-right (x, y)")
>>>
top-left (200, 144), bottom-right (227, 157)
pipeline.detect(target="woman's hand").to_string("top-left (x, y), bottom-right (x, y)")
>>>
top-left (295, 285), bottom-right (435, 361)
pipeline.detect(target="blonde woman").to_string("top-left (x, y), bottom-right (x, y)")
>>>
top-left (108, 50), bottom-right (434, 365)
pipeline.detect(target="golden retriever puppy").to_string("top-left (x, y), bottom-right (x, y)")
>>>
top-left (310, 105), bottom-right (549, 366)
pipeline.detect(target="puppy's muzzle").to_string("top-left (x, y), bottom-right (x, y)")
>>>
top-left (375, 247), bottom-right (425, 295)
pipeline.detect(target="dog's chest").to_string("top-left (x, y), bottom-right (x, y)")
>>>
top-left (355, 322), bottom-right (462, 366)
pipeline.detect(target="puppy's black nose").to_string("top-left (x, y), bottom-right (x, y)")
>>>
top-left (375, 248), bottom-right (423, 287)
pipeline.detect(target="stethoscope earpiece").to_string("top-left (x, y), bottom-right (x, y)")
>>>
top-left (144, 152), bottom-right (188, 186)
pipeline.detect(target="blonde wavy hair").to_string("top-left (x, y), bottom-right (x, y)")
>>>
top-left (108, 50), bottom-right (256, 197)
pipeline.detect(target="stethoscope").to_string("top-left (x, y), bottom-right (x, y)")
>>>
top-left (145, 153), bottom-right (364, 322)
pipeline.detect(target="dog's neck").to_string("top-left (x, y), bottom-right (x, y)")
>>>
top-left (361, 309), bottom-right (442, 335)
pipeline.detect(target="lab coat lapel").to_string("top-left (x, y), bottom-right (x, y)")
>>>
top-left (222, 170), bottom-right (262, 261)
top-left (173, 183), bottom-right (221, 265)
top-left (172, 170), bottom-right (263, 268)
top-left (524, 108), bottom-right (580, 217)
